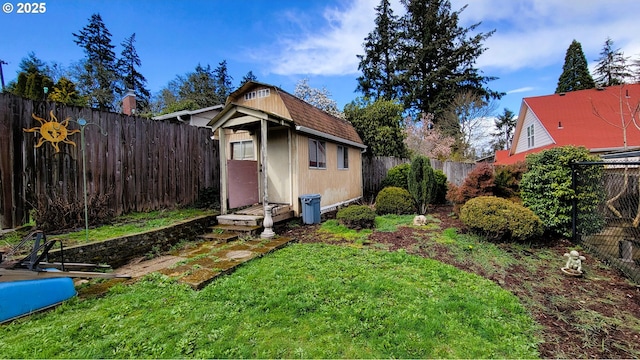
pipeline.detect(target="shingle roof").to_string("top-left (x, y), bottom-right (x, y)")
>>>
top-left (277, 90), bottom-right (363, 146)
top-left (496, 84), bottom-right (640, 165)
top-left (222, 81), bottom-right (363, 146)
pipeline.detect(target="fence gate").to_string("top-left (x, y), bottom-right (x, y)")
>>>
top-left (572, 160), bottom-right (640, 283)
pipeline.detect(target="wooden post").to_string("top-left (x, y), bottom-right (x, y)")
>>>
top-left (261, 119), bottom-right (274, 238)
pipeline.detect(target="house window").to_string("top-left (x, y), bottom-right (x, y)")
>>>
top-left (337, 145), bottom-right (349, 169)
top-left (243, 88), bottom-right (270, 101)
top-left (309, 139), bottom-right (326, 169)
top-left (231, 140), bottom-right (254, 160)
top-left (527, 124), bottom-right (535, 148)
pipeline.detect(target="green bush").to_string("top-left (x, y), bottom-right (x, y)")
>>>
top-left (460, 196), bottom-right (543, 242)
top-left (433, 169), bottom-right (448, 204)
top-left (381, 163), bottom-right (411, 190)
top-left (520, 146), bottom-right (604, 238)
top-left (336, 205), bottom-right (377, 230)
top-left (493, 162), bottom-right (527, 201)
top-left (408, 155), bottom-right (436, 214)
top-left (375, 187), bottom-right (416, 215)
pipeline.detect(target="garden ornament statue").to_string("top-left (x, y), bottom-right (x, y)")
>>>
top-left (562, 250), bottom-right (586, 276)
top-left (413, 215), bottom-right (427, 226)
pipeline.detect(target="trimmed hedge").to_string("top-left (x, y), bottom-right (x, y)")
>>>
top-left (336, 205), bottom-right (377, 230)
top-left (375, 187), bottom-right (415, 215)
top-left (460, 196), bottom-right (543, 242)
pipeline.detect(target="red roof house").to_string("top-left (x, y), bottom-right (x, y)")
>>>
top-left (495, 84), bottom-right (640, 165)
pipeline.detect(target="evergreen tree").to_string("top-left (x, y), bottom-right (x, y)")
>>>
top-left (48, 77), bottom-right (87, 106)
top-left (239, 70), bottom-right (258, 87)
top-left (73, 13), bottom-right (118, 111)
top-left (356, 0), bottom-right (400, 100)
top-left (177, 64), bottom-right (218, 108)
top-left (594, 37), bottom-right (631, 87)
top-left (407, 155), bottom-right (436, 214)
top-left (117, 33), bottom-right (151, 111)
top-left (18, 52), bottom-right (47, 74)
top-left (492, 108), bottom-right (516, 150)
top-left (8, 52), bottom-right (53, 100)
top-left (343, 97), bottom-right (408, 158)
top-left (396, 0), bottom-right (501, 119)
top-left (213, 60), bottom-right (233, 103)
top-left (556, 40), bottom-right (595, 93)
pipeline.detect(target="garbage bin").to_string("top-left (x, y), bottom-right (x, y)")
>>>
top-left (300, 194), bottom-right (321, 224)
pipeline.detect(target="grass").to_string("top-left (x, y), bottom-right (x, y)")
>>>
top-left (0, 208), bottom-right (216, 247)
top-left (0, 244), bottom-right (539, 358)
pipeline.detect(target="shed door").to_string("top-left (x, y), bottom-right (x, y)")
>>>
top-left (227, 159), bottom-right (259, 209)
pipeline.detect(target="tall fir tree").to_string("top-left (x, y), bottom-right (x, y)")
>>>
top-left (356, 0), bottom-right (400, 100)
top-left (73, 13), bottom-right (118, 111)
top-left (8, 52), bottom-right (53, 100)
top-left (239, 70), bottom-right (258, 87)
top-left (556, 40), bottom-right (595, 93)
top-left (117, 33), bottom-right (151, 111)
top-left (594, 37), bottom-right (631, 87)
top-left (396, 0), bottom-right (501, 119)
top-left (213, 60), bottom-right (233, 103)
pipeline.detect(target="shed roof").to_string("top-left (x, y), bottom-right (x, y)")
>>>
top-left (223, 81), bottom-right (364, 146)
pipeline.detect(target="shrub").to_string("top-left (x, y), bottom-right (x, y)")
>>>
top-left (375, 187), bottom-right (415, 215)
top-left (433, 170), bottom-right (448, 204)
top-left (33, 185), bottom-right (113, 233)
top-left (493, 162), bottom-right (527, 201)
top-left (520, 146), bottom-right (604, 238)
top-left (336, 205), bottom-right (377, 230)
top-left (446, 162), bottom-right (495, 213)
top-left (381, 163), bottom-right (411, 190)
top-left (460, 196), bottom-right (543, 242)
top-left (408, 155), bottom-right (436, 214)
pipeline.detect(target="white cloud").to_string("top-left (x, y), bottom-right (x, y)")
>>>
top-left (452, 0), bottom-right (640, 72)
top-left (260, 0), bottom-right (640, 79)
top-left (264, 0), bottom-right (378, 76)
top-left (507, 87), bottom-right (535, 95)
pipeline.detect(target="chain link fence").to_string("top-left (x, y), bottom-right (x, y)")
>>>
top-left (573, 159), bottom-right (640, 283)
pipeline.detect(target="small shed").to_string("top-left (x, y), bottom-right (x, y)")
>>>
top-left (208, 81), bottom-right (365, 222)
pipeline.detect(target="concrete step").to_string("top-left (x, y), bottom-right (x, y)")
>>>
top-left (217, 214), bottom-right (263, 227)
top-left (211, 224), bottom-right (262, 236)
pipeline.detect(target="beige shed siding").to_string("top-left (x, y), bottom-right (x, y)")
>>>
top-left (295, 134), bottom-right (362, 211)
top-left (223, 130), bottom-right (254, 160)
top-left (266, 127), bottom-right (291, 204)
top-left (235, 88), bottom-right (292, 120)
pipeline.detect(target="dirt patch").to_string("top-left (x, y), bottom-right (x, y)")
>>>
top-left (282, 204), bottom-right (640, 359)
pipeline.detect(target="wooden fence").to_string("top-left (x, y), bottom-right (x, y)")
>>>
top-left (361, 156), bottom-right (476, 200)
top-left (0, 94), bottom-right (219, 229)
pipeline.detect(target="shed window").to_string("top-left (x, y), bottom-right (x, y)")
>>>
top-left (309, 139), bottom-right (326, 169)
top-left (337, 145), bottom-right (349, 169)
top-left (527, 124), bottom-right (535, 148)
top-left (231, 140), bottom-right (254, 160)
top-left (244, 88), bottom-right (270, 101)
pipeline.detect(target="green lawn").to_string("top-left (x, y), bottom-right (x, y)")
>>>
top-left (0, 243), bottom-right (539, 359)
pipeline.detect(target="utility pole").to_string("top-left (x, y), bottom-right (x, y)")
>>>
top-left (0, 59), bottom-right (6, 91)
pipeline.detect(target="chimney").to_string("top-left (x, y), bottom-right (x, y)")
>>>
top-left (122, 89), bottom-right (136, 116)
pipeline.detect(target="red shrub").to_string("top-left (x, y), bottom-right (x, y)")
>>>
top-left (446, 163), bottom-right (495, 213)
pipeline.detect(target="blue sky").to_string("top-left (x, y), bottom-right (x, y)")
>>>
top-left (1, 0), bottom-right (640, 116)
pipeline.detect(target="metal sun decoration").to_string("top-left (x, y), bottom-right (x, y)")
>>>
top-left (24, 111), bottom-right (107, 242)
top-left (23, 111), bottom-right (79, 153)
